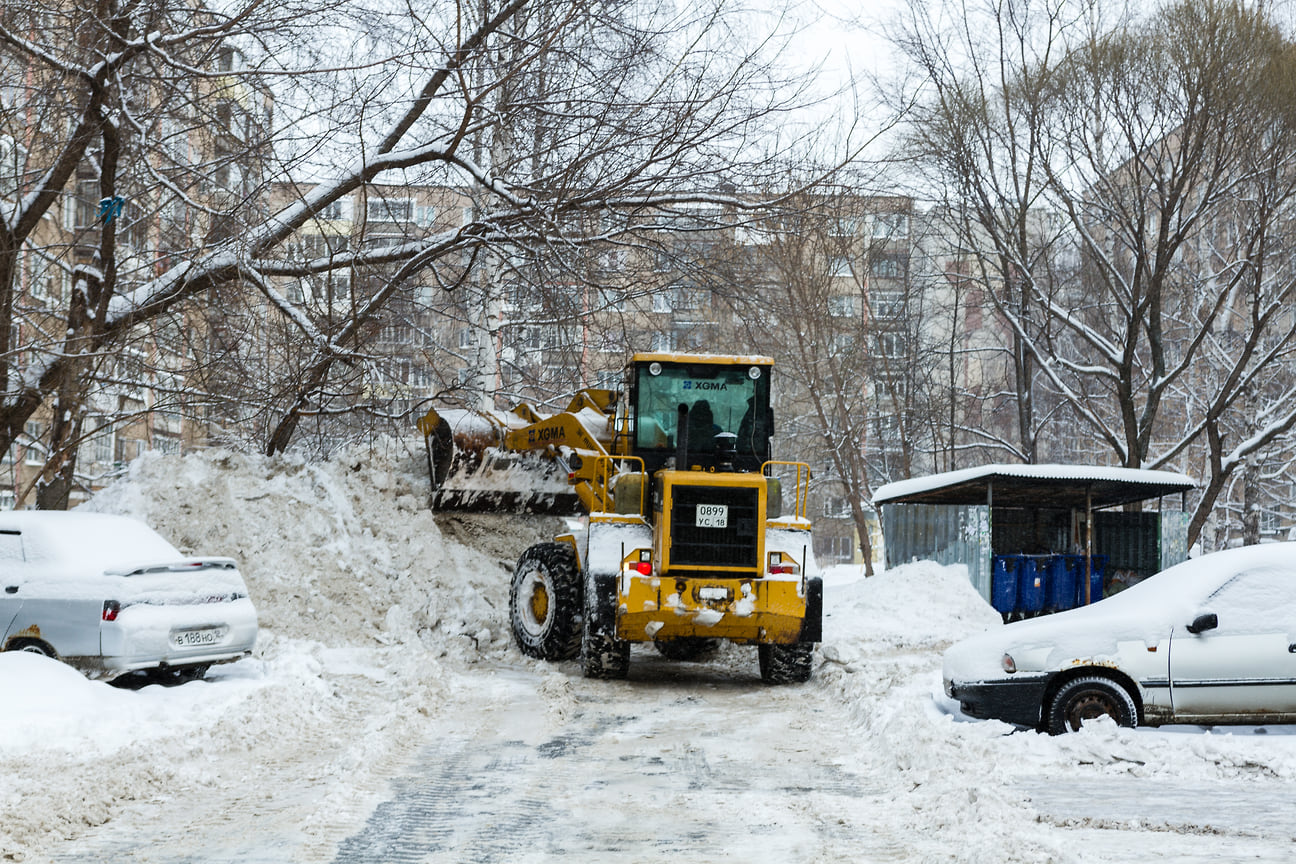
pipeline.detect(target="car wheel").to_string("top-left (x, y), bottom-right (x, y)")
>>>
top-left (1047, 675), bottom-right (1137, 735)
top-left (510, 542), bottom-right (583, 661)
top-left (758, 642), bottom-right (813, 684)
top-left (7, 638), bottom-right (56, 658)
top-left (653, 637), bottom-right (716, 662)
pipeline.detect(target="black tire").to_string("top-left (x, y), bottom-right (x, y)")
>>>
top-left (1046, 675), bottom-right (1138, 735)
top-left (510, 542), bottom-right (583, 661)
top-left (758, 642), bottom-right (813, 684)
top-left (653, 638), bottom-right (717, 662)
top-left (7, 638), bottom-right (56, 658)
top-left (581, 572), bottom-right (629, 679)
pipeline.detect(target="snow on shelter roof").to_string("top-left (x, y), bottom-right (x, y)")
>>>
top-left (872, 463), bottom-right (1196, 510)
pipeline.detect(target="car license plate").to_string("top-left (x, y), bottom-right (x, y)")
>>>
top-left (696, 503), bottom-right (728, 528)
top-left (171, 627), bottom-right (225, 648)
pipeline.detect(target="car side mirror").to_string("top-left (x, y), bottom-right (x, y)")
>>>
top-left (1186, 612), bottom-right (1218, 634)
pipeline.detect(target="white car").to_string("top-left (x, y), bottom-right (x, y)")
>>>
top-left (0, 511), bottom-right (258, 682)
top-left (943, 543), bottom-right (1296, 733)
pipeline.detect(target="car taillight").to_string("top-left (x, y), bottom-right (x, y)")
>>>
top-left (102, 600), bottom-right (121, 622)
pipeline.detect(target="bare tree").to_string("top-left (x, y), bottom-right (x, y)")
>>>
top-left (894, 0), bottom-right (1296, 546)
top-left (2, 0), bottom-right (828, 494)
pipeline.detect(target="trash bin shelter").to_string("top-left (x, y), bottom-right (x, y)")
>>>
top-left (874, 464), bottom-right (1195, 619)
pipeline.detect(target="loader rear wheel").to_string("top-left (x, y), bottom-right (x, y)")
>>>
top-left (582, 572), bottom-right (629, 679)
top-left (510, 543), bottom-right (582, 661)
top-left (758, 642), bottom-right (813, 685)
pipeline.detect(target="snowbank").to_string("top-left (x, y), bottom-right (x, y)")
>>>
top-left (819, 558), bottom-right (1296, 861)
top-left (0, 441), bottom-right (560, 861)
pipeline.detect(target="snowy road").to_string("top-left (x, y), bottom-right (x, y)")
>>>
top-left (51, 646), bottom-right (1296, 864)
top-left (335, 658), bottom-right (893, 863)
top-left (57, 650), bottom-right (905, 864)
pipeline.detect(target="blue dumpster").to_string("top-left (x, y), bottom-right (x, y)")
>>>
top-left (1067, 555), bottom-right (1106, 606)
top-left (1044, 555), bottom-right (1076, 612)
top-left (1017, 557), bottom-right (1045, 616)
top-left (1088, 555), bottom-right (1107, 604)
top-left (991, 555), bottom-right (1018, 619)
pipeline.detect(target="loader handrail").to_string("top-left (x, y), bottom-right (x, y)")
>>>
top-left (588, 455), bottom-right (646, 514)
top-left (763, 461), bottom-right (812, 521)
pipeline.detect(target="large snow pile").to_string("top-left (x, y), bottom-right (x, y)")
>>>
top-left (0, 441), bottom-right (560, 861)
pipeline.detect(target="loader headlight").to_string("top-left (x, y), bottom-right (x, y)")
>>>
top-left (649, 362), bottom-right (662, 376)
top-left (748, 366), bottom-right (762, 379)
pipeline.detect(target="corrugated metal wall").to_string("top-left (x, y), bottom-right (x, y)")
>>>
top-left (881, 503), bottom-right (992, 602)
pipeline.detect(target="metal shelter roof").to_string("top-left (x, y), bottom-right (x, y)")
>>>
top-left (872, 464), bottom-right (1196, 510)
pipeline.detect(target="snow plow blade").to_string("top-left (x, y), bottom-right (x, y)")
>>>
top-left (416, 392), bottom-right (618, 515)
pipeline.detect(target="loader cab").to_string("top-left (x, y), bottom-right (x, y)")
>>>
top-left (627, 354), bottom-right (773, 474)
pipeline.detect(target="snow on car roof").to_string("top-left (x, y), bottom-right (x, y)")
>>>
top-left (873, 463), bottom-right (1196, 509)
top-left (0, 511), bottom-right (180, 570)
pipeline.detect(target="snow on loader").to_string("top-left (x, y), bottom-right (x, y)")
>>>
top-left (415, 352), bottom-right (822, 683)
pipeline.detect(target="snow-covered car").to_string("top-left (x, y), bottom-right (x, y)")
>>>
top-left (943, 543), bottom-right (1296, 734)
top-left (0, 511), bottom-right (257, 681)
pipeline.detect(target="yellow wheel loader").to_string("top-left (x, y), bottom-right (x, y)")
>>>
top-left (415, 352), bottom-right (822, 683)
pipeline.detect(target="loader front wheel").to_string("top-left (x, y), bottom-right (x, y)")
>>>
top-left (510, 543), bottom-right (583, 661)
top-left (758, 642), bottom-right (813, 685)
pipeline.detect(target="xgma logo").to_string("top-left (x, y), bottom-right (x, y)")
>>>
top-left (683, 380), bottom-right (728, 391)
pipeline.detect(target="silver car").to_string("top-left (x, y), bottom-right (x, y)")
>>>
top-left (943, 542), bottom-right (1296, 733)
top-left (0, 511), bottom-right (258, 681)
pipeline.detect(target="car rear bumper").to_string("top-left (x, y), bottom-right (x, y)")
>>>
top-left (100, 597), bottom-right (258, 674)
top-left (946, 674), bottom-right (1053, 729)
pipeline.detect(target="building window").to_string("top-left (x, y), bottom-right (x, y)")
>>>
top-left (327, 274), bottom-right (350, 304)
top-left (650, 332), bottom-right (673, 352)
top-left (828, 295), bottom-right (856, 317)
top-left (458, 327), bottom-right (474, 349)
top-left (873, 213), bottom-right (909, 239)
top-left (598, 288), bottom-right (626, 312)
top-left (651, 291), bottom-right (673, 314)
top-left (23, 422), bottom-right (43, 466)
top-left (871, 257), bottom-right (904, 279)
top-left (871, 289), bottom-right (905, 319)
top-left (876, 331), bottom-right (908, 360)
top-left (371, 197), bottom-right (413, 223)
top-left (321, 198), bottom-right (352, 221)
top-left (675, 288), bottom-right (703, 311)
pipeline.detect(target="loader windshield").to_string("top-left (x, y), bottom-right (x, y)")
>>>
top-left (632, 361), bottom-right (771, 470)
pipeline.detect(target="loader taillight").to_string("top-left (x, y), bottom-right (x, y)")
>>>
top-left (635, 561), bottom-right (652, 575)
top-left (102, 600), bottom-right (121, 622)
top-left (768, 552), bottom-right (799, 575)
